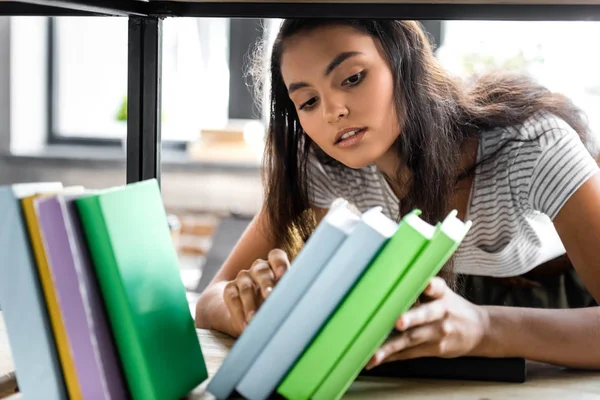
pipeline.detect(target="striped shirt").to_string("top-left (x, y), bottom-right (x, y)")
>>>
top-left (306, 112), bottom-right (600, 277)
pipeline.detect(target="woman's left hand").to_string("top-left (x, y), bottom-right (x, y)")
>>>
top-left (365, 277), bottom-right (491, 370)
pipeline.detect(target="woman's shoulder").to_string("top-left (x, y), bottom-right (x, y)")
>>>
top-left (486, 110), bottom-right (589, 148)
top-left (478, 110), bottom-right (599, 220)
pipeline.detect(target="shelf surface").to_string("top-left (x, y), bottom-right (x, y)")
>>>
top-left (2, 0), bottom-right (600, 18)
top-left (165, 0), bottom-right (600, 3)
top-left (153, 0), bottom-right (600, 19)
top-left (1, 0), bottom-right (600, 18)
top-left (0, 0), bottom-right (148, 16)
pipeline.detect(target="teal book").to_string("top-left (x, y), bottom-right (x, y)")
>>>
top-left (277, 209), bottom-right (434, 400)
top-left (312, 210), bottom-right (471, 400)
top-left (76, 179), bottom-right (207, 400)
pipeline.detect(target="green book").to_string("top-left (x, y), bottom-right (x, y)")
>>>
top-left (312, 210), bottom-right (471, 400)
top-left (76, 179), bottom-right (208, 400)
top-left (277, 209), bottom-right (435, 400)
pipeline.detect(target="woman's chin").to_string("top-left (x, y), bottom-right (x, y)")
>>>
top-left (336, 154), bottom-right (378, 170)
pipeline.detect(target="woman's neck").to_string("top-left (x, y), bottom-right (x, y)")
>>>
top-left (374, 147), bottom-right (410, 200)
top-left (374, 135), bottom-right (480, 200)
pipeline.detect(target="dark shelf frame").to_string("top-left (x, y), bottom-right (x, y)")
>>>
top-left (2, 0), bottom-right (600, 185)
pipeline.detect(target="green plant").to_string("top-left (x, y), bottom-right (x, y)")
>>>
top-left (115, 95), bottom-right (166, 122)
top-left (115, 95), bottom-right (128, 122)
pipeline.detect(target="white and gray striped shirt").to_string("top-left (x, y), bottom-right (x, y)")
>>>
top-left (306, 112), bottom-right (600, 277)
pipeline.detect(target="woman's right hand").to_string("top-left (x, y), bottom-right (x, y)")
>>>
top-left (223, 249), bottom-right (290, 335)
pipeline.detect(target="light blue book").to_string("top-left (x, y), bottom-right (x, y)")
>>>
top-left (206, 200), bottom-right (360, 400)
top-left (236, 206), bottom-right (398, 400)
top-left (0, 183), bottom-right (66, 400)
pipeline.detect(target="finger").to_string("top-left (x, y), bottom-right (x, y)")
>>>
top-left (223, 282), bottom-right (246, 332)
top-left (396, 299), bottom-right (447, 331)
top-left (366, 324), bottom-right (440, 369)
top-left (422, 277), bottom-right (448, 299)
top-left (235, 271), bottom-right (259, 323)
top-left (268, 249), bottom-right (290, 280)
top-left (249, 259), bottom-right (276, 298)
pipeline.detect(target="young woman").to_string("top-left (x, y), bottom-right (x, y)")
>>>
top-left (195, 19), bottom-right (600, 370)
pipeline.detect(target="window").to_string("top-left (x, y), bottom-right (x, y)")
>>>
top-left (49, 16), bottom-right (264, 144)
top-left (436, 20), bottom-right (600, 147)
top-left (44, 18), bottom-right (600, 153)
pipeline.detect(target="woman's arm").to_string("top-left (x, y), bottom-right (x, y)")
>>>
top-left (480, 169), bottom-right (600, 368)
top-left (368, 173), bottom-right (600, 370)
top-left (480, 306), bottom-right (600, 369)
top-left (194, 208), bottom-right (274, 335)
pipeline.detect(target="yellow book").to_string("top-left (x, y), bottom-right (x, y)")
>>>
top-left (22, 193), bottom-right (83, 400)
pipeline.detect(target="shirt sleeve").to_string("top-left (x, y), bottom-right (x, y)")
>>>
top-left (527, 114), bottom-right (599, 220)
top-left (305, 149), bottom-right (339, 209)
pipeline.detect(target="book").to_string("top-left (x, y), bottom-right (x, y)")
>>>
top-left (312, 210), bottom-right (472, 400)
top-left (206, 200), bottom-right (361, 400)
top-left (0, 183), bottom-right (67, 400)
top-left (360, 355), bottom-right (527, 383)
top-left (35, 193), bottom-right (129, 400)
top-left (277, 209), bottom-right (435, 400)
top-left (76, 179), bottom-right (207, 400)
top-left (236, 206), bottom-right (398, 400)
top-left (22, 192), bottom-right (84, 400)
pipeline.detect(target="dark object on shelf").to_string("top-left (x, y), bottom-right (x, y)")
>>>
top-left (360, 356), bottom-right (527, 383)
top-left (193, 214), bottom-right (253, 295)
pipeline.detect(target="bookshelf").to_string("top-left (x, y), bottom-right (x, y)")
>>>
top-left (1, 0), bottom-right (599, 186)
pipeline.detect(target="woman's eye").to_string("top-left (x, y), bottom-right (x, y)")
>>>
top-left (299, 97), bottom-right (317, 110)
top-left (343, 71), bottom-right (364, 86)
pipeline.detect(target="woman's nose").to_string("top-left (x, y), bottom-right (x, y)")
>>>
top-left (322, 96), bottom-right (348, 124)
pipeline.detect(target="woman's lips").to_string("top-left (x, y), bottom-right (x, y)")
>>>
top-left (335, 128), bottom-right (367, 148)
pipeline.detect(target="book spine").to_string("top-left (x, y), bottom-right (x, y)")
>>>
top-left (277, 216), bottom-right (428, 400)
top-left (22, 197), bottom-right (83, 400)
top-left (236, 219), bottom-right (392, 400)
top-left (312, 229), bottom-right (460, 400)
top-left (76, 196), bottom-right (152, 400)
top-left (207, 214), bottom-right (357, 400)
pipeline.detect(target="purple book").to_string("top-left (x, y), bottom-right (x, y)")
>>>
top-left (35, 193), bottom-right (129, 400)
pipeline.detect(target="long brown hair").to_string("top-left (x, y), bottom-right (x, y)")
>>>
top-left (252, 19), bottom-right (593, 282)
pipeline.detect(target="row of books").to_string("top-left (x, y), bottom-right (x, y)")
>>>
top-left (0, 180), bottom-right (208, 400)
top-left (207, 200), bottom-right (472, 400)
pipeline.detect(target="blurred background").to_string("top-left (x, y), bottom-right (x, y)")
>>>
top-left (2, 17), bottom-right (600, 316)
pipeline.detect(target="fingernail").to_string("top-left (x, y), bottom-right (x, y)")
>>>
top-left (265, 286), bottom-right (273, 295)
top-left (247, 311), bottom-right (255, 321)
top-left (398, 316), bottom-right (409, 330)
top-left (277, 266), bottom-right (286, 276)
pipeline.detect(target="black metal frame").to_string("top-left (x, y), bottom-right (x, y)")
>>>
top-left (2, 0), bottom-right (600, 185)
top-left (126, 16), bottom-right (163, 184)
top-left (150, 2), bottom-right (600, 21)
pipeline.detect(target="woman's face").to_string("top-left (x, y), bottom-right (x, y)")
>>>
top-left (280, 24), bottom-right (401, 169)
